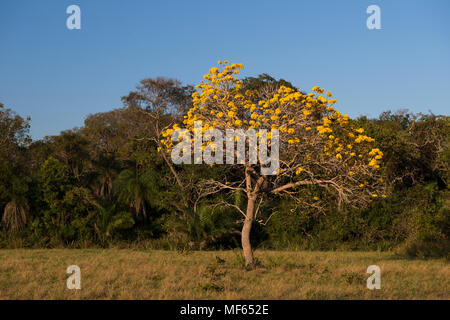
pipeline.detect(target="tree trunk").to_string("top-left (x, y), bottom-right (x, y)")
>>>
top-left (241, 195), bottom-right (256, 266)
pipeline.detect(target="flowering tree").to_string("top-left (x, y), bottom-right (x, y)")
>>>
top-left (160, 61), bottom-right (385, 266)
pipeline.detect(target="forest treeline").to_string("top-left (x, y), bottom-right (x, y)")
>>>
top-left (0, 74), bottom-right (449, 257)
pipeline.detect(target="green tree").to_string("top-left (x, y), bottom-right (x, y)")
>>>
top-left (47, 130), bottom-right (90, 181)
top-left (1, 175), bottom-right (30, 233)
top-left (115, 169), bottom-right (159, 220)
top-left (0, 103), bottom-right (31, 233)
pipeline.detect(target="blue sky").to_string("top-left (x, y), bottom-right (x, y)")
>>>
top-left (1, 0), bottom-right (449, 140)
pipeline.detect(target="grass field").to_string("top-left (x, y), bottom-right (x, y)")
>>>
top-left (0, 249), bottom-right (448, 299)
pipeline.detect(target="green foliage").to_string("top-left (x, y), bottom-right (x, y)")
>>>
top-left (40, 157), bottom-right (73, 205)
top-left (242, 74), bottom-right (296, 92)
top-left (162, 200), bottom-right (241, 250)
top-left (93, 205), bottom-right (135, 246)
top-left (115, 169), bottom-right (158, 219)
top-left (0, 93), bottom-right (448, 258)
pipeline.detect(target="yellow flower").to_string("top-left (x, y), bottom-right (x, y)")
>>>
top-left (313, 196), bottom-right (319, 201)
top-left (296, 168), bottom-right (304, 175)
top-left (317, 96), bottom-right (327, 103)
top-left (270, 115), bottom-right (279, 121)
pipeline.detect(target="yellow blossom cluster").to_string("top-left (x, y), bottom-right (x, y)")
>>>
top-left (368, 148), bottom-right (383, 169)
top-left (159, 61), bottom-right (384, 181)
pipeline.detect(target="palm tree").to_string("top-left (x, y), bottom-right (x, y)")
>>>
top-left (92, 153), bottom-right (120, 201)
top-left (2, 200), bottom-right (28, 233)
top-left (114, 169), bottom-right (158, 220)
top-left (2, 176), bottom-right (29, 233)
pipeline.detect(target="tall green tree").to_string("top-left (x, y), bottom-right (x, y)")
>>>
top-left (115, 169), bottom-right (159, 220)
top-left (0, 103), bottom-right (31, 233)
top-left (2, 175), bottom-right (30, 233)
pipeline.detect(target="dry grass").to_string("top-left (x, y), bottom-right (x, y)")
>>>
top-left (0, 249), bottom-right (448, 299)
